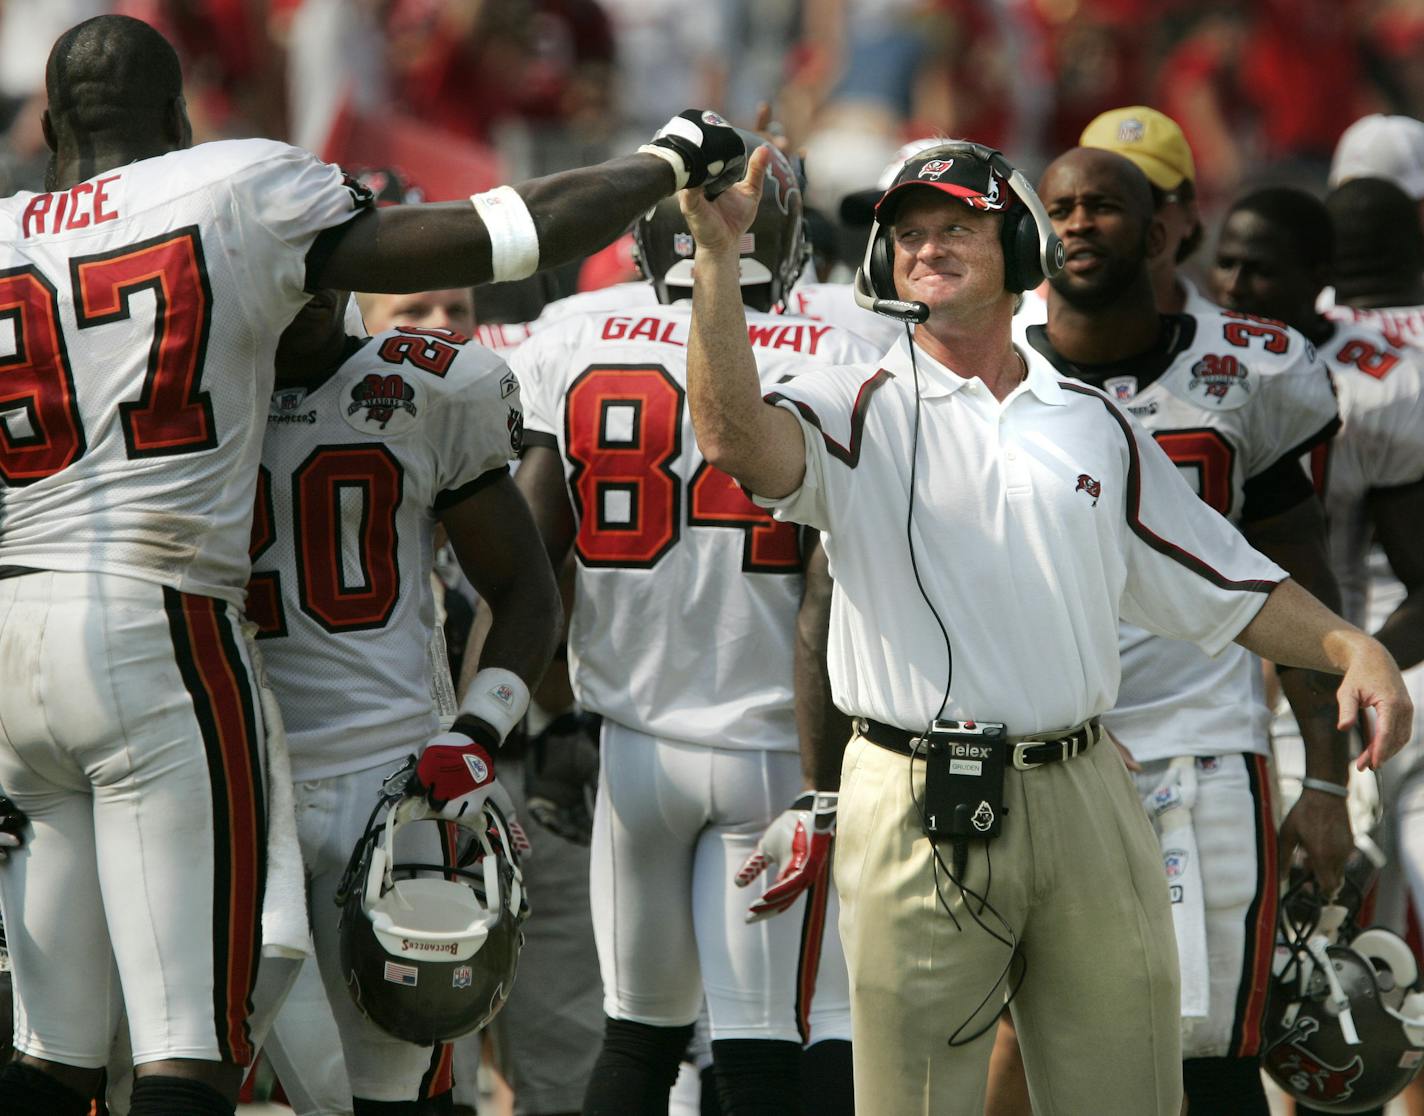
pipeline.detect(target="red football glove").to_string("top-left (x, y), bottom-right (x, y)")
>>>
top-left (411, 728), bottom-right (510, 823)
top-left (735, 791), bottom-right (837, 922)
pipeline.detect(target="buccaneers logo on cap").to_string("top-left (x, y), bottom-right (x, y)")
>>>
top-left (918, 159), bottom-right (955, 181)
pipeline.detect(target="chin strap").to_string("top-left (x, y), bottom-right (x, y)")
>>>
top-left (1304, 935), bottom-right (1362, 1046)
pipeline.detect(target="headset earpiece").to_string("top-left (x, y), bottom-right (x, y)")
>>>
top-left (869, 225), bottom-right (895, 301)
top-left (1001, 207), bottom-right (1044, 294)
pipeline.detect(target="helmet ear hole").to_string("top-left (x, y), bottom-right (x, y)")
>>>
top-left (1353, 928), bottom-right (1419, 992)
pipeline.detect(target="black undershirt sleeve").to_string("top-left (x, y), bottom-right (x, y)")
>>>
top-left (1240, 455), bottom-right (1317, 522)
top-left (433, 464), bottom-right (510, 512)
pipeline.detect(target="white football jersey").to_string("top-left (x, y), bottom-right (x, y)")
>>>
top-left (513, 303), bottom-right (881, 750)
top-left (472, 321), bottom-right (536, 357)
top-left (1316, 322), bottom-right (1424, 626)
top-left (250, 328), bottom-right (521, 779)
top-left (1325, 300), bottom-right (1424, 353)
top-left (533, 282), bottom-right (655, 327)
top-left (0, 140), bottom-right (370, 604)
top-left (781, 280), bottom-right (907, 353)
top-left (1021, 309), bottom-right (1339, 761)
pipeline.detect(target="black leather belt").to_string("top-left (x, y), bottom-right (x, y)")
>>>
top-left (855, 717), bottom-right (1101, 771)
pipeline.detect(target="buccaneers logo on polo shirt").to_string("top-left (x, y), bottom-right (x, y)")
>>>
top-left (1075, 474), bottom-right (1102, 506)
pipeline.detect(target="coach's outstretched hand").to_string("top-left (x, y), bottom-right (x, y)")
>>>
top-left (736, 791), bottom-right (837, 922)
top-left (1341, 638), bottom-right (1414, 771)
top-left (680, 142), bottom-right (773, 255)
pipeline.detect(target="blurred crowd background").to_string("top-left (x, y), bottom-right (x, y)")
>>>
top-left (6, 0), bottom-right (1424, 309)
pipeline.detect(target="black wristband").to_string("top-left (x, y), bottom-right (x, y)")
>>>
top-left (452, 715), bottom-right (501, 750)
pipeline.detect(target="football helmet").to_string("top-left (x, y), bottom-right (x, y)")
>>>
top-left (336, 767), bottom-right (528, 1044)
top-left (1263, 872), bottom-right (1424, 1112)
top-left (634, 138), bottom-right (806, 312)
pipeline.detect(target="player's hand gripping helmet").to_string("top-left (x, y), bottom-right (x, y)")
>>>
top-left (634, 135), bottom-right (807, 313)
top-left (336, 766), bottom-right (528, 1044)
top-left (1262, 870), bottom-right (1424, 1112)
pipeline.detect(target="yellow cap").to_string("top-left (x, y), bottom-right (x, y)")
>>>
top-left (1080, 106), bottom-right (1195, 191)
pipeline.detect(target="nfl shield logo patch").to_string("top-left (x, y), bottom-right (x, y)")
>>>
top-left (452, 965), bottom-right (473, 989)
top-left (1104, 375), bottom-right (1137, 402)
top-left (673, 233), bottom-right (695, 258)
top-left (1117, 118), bottom-right (1146, 143)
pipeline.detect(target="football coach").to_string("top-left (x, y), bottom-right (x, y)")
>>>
top-left (677, 140), bottom-right (1412, 1115)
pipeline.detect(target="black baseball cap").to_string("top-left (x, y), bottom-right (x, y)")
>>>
top-left (873, 151), bottom-right (1013, 223)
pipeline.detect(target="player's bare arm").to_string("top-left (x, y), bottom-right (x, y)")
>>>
top-left (316, 157), bottom-right (667, 292)
top-left (795, 536), bottom-right (851, 791)
top-left (319, 111), bottom-right (746, 293)
top-left (683, 145), bottom-right (807, 499)
top-left (1241, 496), bottom-right (1353, 892)
top-left (513, 444), bottom-right (579, 571)
top-left (458, 443), bottom-right (575, 701)
top-left (440, 472), bottom-right (563, 701)
top-left (1368, 477), bottom-right (1424, 671)
top-left (1234, 579), bottom-right (1412, 770)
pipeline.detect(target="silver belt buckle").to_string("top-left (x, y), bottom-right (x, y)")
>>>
top-left (1011, 739), bottom-right (1059, 771)
top-left (1011, 725), bottom-right (1090, 771)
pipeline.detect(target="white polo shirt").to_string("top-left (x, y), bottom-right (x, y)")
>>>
top-left (754, 335), bottom-right (1288, 734)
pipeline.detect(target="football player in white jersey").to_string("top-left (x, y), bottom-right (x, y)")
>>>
top-left (241, 286), bottom-right (557, 1116)
top-left (1324, 177), bottom-right (1424, 352)
top-left (509, 145), bottom-right (879, 1116)
top-left (991, 148), bottom-right (1347, 1116)
top-left (0, 13), bottom-right (750, 1115)
top-left (1210, 185), bottom-right (1424, 650)
top-left (1208, 190), bottom-right (1424, 1116)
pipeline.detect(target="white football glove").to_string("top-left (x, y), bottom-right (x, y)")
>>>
top-left (735, 791), bottom-right (837, 922)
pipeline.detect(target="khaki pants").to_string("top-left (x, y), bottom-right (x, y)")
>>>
top-left (835, 730), bottom-right (1182, 1116)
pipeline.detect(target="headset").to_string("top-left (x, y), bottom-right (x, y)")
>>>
top-left (853, 140), bottom-right (1065, 321)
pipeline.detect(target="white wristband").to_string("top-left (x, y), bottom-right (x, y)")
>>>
top-left (457, 667), bottom-right (530, 745)
top-left (637, 144), bottom-right (690, 191)
top-left (470, 186), bottom-right (541, 282)
top-left (1302, 777), bottom-right (1350, 799)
